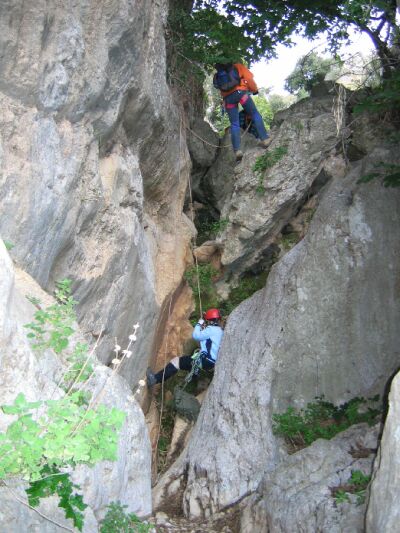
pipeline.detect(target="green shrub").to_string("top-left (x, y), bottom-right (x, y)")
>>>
top-left (26, 464), bottom-right (87, 530)
top-left (195, 212), bottom-right (229, 245)
top-left (253, 145), bottom-right (288, 174)
top-left (219, 272), bottom-right (269, 315)
top-left (185, 264), bottom-right (219, 319)
top-left (358, 162), bottom-right (400, 188)
top-left (332, 470), bottom-right (371, 505)
top-left (272, 396), bottom-right (381, 452)
top-left (25, 279), bottom-right (93, 390)
top-left (0, 392), bottom-right (125, 530)
top-left (280, 232), bottom-right (300, 251)
top-left (0, 278), bottom-right (129, 530)
top-left (354, 71), bottom-right (400, 117)
top-left (253, 145), bottom-right (288, 194)
top-left (25, 279), bottom-right (77, 354)
top-left (100, 502), bottom-right (152, 533)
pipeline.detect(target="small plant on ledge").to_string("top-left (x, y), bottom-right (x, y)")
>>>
top-left (331, 469), bottom-right (372, 506)
top-left (100, 501), bottom-right (152, 533)
top-left (272, 395), bottom-right (381, 453)
top-left (253, 145), bottom-right (288, 195)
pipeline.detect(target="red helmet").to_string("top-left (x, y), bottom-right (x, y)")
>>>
top-left (203, 308), bottom-right (221, 320)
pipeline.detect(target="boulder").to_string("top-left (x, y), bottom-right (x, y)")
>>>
top-left (205, 93), bottom-right (345, 276)
top-left (366, 370), bottom-right (400, 532)
top-left (0, 483), bottom-right (98, 533)
top-left (240, 424), bottom-right (379, 533)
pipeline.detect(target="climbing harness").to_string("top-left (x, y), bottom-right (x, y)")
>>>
top-left (183, 349), bottom-right (203, 388)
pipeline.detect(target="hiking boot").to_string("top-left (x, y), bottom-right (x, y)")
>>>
top-left (235, 150), bottom-right (243, 162)
top-left (259, 138), bottom-right (272, 149)
top-left (146, 368), bottom-right (157, 388)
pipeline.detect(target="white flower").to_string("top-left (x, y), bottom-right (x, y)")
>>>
top-left (127, 395), bottom-right (136, 403)
top-left (128, 334), bottom-right (137, 342)
top-left (133, 323), bottom-right (140, 331)
top-left (114, 344), bottom-right (121, 353)
top-left (112, 358), bottom-right (121, 365)
top-left (122, 349), bottom-right (132, 358)
top-left (138, 379), bottom-right (146, 387)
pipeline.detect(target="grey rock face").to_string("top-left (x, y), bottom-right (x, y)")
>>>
top-left (169, 146), bottom-right (400, 517)
top-left (240, 424), bottom-right (379, 533)
top-left (0, 0), bottom-right (191, 384)
top-left (0, 242), bottom-right (152, 529)
top-left (206, 94), bottom-right (342, 276)
top-left (366, 370), bottom-right (400, 532)
top-left (0, 241), bottom-right (56, 428)
top-left (0, 484), bottom-right (98, 533)
top-left (186, 118), bottom-right (219, 201)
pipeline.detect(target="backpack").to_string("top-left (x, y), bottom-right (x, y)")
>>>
top-left (213, 65), bottom-right (241, 91)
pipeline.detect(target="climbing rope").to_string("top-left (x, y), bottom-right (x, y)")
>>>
top-left (185, 114), bottom-right (253, 150)
top-left (155, 117), bottom-right (204, 462)
top-left (155, 108), bottom-right (251, 459)
top-left (332, 84), bottom-right (349, 162)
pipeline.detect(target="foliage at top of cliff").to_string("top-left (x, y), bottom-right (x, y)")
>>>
top-left (170, 0), bottom-right (398, 75)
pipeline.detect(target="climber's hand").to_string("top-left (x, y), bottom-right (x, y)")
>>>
top-left (198, 318), bottom-right (205, 326)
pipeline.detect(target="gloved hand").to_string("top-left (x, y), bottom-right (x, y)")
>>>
top-left (198, 318), bottom-right (205, 325)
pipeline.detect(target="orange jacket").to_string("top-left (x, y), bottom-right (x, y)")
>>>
top-left (220, 63), bottom-right (259, 97)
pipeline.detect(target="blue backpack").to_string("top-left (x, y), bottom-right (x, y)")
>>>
top-left (213, 65), bottom-right (241, 91)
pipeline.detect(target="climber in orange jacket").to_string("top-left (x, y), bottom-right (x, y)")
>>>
top-left (213, 62), bottom-right (272, 161)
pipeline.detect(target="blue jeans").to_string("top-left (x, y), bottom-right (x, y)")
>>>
top-left (225, 90), bottom-right (269, 151)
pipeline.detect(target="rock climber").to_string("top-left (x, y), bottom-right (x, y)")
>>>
top-left (146, 308), bottom-right (224, 386)
top-left (213, 62), bottom-right (272, 162)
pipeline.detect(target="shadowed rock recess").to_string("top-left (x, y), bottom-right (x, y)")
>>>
top-left (1, 1), bottom-right (400, 532)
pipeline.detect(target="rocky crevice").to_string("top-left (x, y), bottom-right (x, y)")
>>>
top-left (1, 2), bottom-right (400, 531)
top-left (152, 91), bottom-right (400, 530)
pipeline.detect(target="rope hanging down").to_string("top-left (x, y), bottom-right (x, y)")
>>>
top-left (186, 116), bottom-right (254, 150)
top-left (185, 123), bottom-right (203, 316)
top-left (155, 118), bottom-right (204, 460)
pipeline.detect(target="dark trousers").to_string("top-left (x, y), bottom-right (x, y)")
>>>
top-left (154, 354), bottom-right (215, 384)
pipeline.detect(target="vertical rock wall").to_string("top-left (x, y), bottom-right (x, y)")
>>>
top-left (0, 0), bottom-right (193, 386)
top-left (154, 142), bottom-right (400, 518)
top-left (366, 370), bottom-right (400, 532)
top-left (0, 241), bottom-right (152, 529)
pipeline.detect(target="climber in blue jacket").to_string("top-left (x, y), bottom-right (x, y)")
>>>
top-left (146, 308), bottom-right (223, 386)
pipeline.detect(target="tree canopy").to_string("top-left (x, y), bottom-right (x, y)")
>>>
top-left (284, 52), bottom-right (338, 94)
top-left (174, 1), bottom-right (399, 76)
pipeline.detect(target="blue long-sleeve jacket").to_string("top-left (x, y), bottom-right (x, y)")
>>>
top-left (192, 323), bottom-right (223, 362)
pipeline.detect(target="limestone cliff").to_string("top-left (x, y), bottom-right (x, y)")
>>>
top-left (0, 0), bottom-right (194, 388)
top-left (1, 1), bottom-right (400, 532)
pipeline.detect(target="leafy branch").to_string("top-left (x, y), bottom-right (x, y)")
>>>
top-left (0, 279), bottom-right (141, 530)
